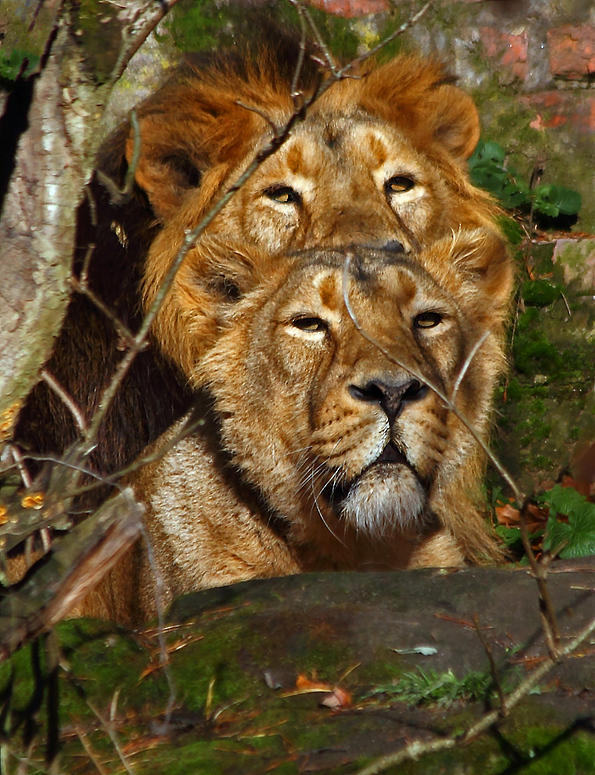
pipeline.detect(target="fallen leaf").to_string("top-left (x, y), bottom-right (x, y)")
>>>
top-left (295, 673), bottom-right (333, 692)
top-left (495, 503), bottom-right (520, 525)
top-left (392, 646), bottom-right (437, 656)
top-left (320, 687), bottom-right (352, 710)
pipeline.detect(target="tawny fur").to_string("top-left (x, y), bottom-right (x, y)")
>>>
top-left (81, 230), bottom-right (513, 624)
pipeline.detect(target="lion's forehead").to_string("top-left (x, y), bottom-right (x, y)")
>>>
top-left (261, 116), bottom-right (424, 182)
top-left (275, 259), bottom-right (446, 320)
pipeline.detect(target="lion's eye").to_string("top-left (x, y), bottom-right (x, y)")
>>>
top-left (385, 176), bottom-right (415, 194)
top-left (265, 186), bottom-right (302, 205)
top-left (291, 316), bottom-right (327, 332)
top-left (414, 312), bottom-right (442, 329)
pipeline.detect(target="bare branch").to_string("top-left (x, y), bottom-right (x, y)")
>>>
top-left (292, 0), bottom-right (339, 76)
top-left (450, 330), bottom-right (491, 407)
top-left (41, 369), bottom-right (88, 435)
top-left (0, 489), bottom-right (143, 662)
top-left (519, 510), bottom-right (561, 657)
top-left (94, 110), bottom-right (142, 206)
top-left (84, 700), bottom-right (135, 775)
top-left (71, 275), bottom-right (137, 349)
top-left (473, 612), bottom-right (506, 711)
top-left (339, 0), bottom-right (435, 75)
top-left (290, 3), bottom-right (309, 98)
top-left (8, 444), bottom-right (33, 489)
top-left (110, 1), bottom-right (185, 83)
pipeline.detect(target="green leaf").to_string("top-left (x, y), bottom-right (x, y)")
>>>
top-left (539, 484), bottom-right (586, 517)
top-left (0, 49), bottom-right (39, 82)
top-left (541, 485), bottom-right (595, 558)
top-left (469, 139), bottom-right (506, 167)
top-left (533, 184), bottom-right (582, 217)
top-left (496, 215), bottom-right (524, 245)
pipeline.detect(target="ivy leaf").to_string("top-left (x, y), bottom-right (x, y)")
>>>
top-left (0, 49), bottom-right (40, 82)
top-left (533, 184), bottom-right (582, 217)
top-left (540, 485), bottom-right (595, 558)
top-left (469, 139), bottom-right (506, 166)
top-left (540, 484), bottom-right (586, 517)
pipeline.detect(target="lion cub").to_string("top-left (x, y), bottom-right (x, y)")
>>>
top-left (82, 230), bottom-right (512, 623)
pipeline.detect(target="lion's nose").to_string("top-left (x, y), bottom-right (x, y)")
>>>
top-left (348, 378), bottom-right (427, 425)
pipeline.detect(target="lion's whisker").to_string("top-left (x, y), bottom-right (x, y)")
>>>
top-left (309, 471), bottom-right (348, 549)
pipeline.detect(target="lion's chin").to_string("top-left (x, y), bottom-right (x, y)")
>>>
top-left (339, 464), bottom-right (426, 537)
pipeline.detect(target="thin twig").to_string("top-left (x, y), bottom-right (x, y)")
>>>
top-left (71, 276), bottom-right (137, 348)
top-left (95, 111), bottom-right (141, 206)
top-left (519, 510), bottom-right (561, 657)
top-left (74, 726), bottom-right (108, 775)
top-left (300, 0), bottom-right (339, 76)
top-left (138, 519), bottom-right (178, 730)
top-left (9, 444), bottom-right (33, 489)
top-left (235, 100), bottom-right (278, 131)
top-left (450, 330), bottom-right (490, 407)
top-left (290, 3), bottom-right (308, 98)
top-left (473, 612), bottom-right (506, 711)
top-left (339, 0), bottom-right (435, 75)
top-left (19, 408), bottom-right (203, 508)
top-left (41, 369), bottom-right (88, 434)
top-left (85, 700), bottom-right (135, 775)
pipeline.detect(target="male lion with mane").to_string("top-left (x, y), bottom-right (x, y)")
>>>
top-left (81, 229), bottom-right (512, 624)
top-left (17, 33), bottom-right (503, 485)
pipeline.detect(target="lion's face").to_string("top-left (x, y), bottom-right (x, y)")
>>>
top-left (114, 50), bottom-right (499, 378)
top-left (196, 231), bottom-right (511, 558)
top-left (218, 114), bottom-right (461, 254)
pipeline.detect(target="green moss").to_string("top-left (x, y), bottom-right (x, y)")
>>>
top-left (521, 279), bottom-right (561, 308)
top-left (516, 307), bottom-right (541, 331)
top-left (532, 454), bottom-right (554, 469)
top-left (57, 619), bottom-right (165, 713)
top-left (498, 215), bottom-right (525, 245)
top-left (165, 0), bottom-right (359, 61)
top-left (0, 640), bottom-right (38, 710)
top-left (513, 329), bottom-right (560, 375)
top-left (500, 723), bottom-right (595, 775)
top-left (71, 0), bottom-right (124, 84)
top-left (506, 378), bottom-right (524, 402)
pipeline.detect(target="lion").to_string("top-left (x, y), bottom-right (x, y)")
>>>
top-left (16, 35), bottom-right (501, 484)
top-left (80, 228), bottom-right (513, 624)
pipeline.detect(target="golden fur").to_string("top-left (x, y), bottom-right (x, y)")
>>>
top-left (105, 47), bottom-right (500, 382)
top-left (81, 230), bottom-right (513, 624)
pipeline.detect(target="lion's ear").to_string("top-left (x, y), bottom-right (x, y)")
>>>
top-left (355, 56), bottom-right (482, 164)
top-left (125, 117), bottom-right (206, 221)
top-left (426, 85), bottom-right (481, 163)
top-left (451, 229), bottom-right (513, 310)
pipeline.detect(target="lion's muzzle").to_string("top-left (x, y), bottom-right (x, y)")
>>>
top-left (348, 377), bottom-right (428, 425)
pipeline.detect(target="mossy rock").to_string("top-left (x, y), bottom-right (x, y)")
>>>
top-left (3, 567), bottom-right (595, 773)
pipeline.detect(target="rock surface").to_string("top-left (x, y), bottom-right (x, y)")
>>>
top-left (4, 565), bottom-right (595, 773)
